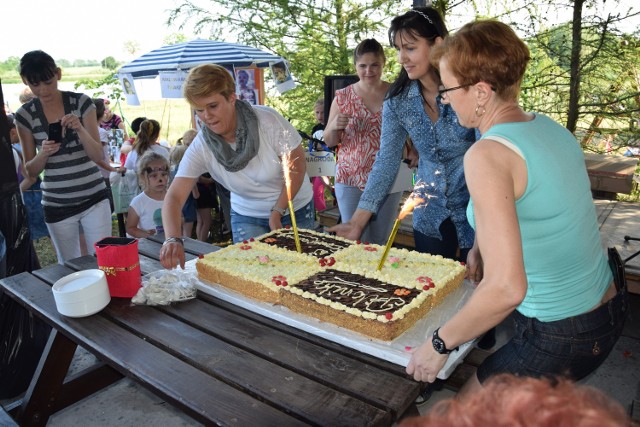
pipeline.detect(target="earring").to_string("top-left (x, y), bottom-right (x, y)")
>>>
top-left (475, 105), bottom-right (486, 117)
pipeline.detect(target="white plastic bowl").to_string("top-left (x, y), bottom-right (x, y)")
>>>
top-left (52, 269), bottom-right (111, 317)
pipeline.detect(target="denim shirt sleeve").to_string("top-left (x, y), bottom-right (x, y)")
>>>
top-left (358, 81), bottom-right (477, 248)
top-left (357, 98), bottom-right (407, 213)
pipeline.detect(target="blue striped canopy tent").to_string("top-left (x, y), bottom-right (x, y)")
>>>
top-left (118, 39), bottom-right (284, 78)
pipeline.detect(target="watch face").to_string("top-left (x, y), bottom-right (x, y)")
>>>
top-left (432, 337), bottom-right (446, 354)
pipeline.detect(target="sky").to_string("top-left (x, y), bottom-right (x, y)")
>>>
top-left (0, 0), bottom-right (200, 62)
top-left (1, 0), bottom-right (637, 63)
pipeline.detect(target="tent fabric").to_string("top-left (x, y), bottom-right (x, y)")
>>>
top-left (118, 39), bottom-right (283, 78)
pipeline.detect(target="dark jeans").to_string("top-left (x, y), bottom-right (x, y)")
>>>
top-left (413, 217), bottom-right (469, 262)
top-left (477, 253), bottom-right (628, 383)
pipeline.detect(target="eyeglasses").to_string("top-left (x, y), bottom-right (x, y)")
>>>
top-left (438, 83), bottom-right (474, 99)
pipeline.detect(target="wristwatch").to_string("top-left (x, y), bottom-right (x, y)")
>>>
top-left (163, 237), bottom-right (184, 246)
top-left (270, 205), bottom-right (287, 216)
top-left (432, 327), bottom-right (458, 354)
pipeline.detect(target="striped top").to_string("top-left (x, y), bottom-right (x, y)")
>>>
top-left (334, 85), bottom-right (383, 190)
top-left (15, 91), bottom-right (109, 223)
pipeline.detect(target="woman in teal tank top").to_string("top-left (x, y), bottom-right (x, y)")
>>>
top-left (404, 20), bottom-right (627, 397)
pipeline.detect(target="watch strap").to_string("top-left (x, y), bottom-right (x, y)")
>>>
top-left (432, 327), bottom-right (458, 354)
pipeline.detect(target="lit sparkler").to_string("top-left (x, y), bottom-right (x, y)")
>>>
top-left (281, 148), bottom-right (302, 253)
top-left (377, 191), bottom-right (426, 270)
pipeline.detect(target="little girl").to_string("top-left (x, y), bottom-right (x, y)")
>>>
top-left (126, 151), bottom-right (169, 238)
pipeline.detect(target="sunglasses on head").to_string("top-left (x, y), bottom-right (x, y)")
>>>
top-left (144, 166), bottom-right (168, 174)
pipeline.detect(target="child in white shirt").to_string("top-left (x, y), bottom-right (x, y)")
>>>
top-left (126, 151), bottom-right (169, 238)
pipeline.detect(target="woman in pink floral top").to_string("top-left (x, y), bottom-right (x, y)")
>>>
top-left (324, 38), bottom-right (402, 244)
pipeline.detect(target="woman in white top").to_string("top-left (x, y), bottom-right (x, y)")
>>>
top-left (160, 64), bottom-right (314, 269)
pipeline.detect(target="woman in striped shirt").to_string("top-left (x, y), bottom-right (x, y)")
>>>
top-left (15, 50), bottom-right (112, 264)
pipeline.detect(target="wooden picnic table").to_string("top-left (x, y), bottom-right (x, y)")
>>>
top-left (0, 237), bottom-right (422, 426)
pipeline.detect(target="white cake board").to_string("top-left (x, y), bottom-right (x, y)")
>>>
top-left (183, 259), bottom-right (477, 379)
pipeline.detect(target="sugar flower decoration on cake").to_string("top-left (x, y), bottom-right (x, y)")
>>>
top-left (257, 255), bottom-right (270, 265)
top-left (271, 275), bottom-right (288, 286)
top-left (394, 288), bottom-right (411, 296)
top-left (319, 257), bottom-right (336, 267)
top-left (389, 256), bottom-right (400, 268)
top-left (364, 246), bottom-right (377, 252)
top-left (417, 276), bottom-right (435, 290)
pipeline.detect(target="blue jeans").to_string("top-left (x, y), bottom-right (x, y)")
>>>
top-left (335, 183), bottom-right (402, 245)
top-left (230, 200), bottom-right (315, 243)
top-left (413, 217), bottom-right (469, 262)
top-left (477, 286), bottom-right (628, 383)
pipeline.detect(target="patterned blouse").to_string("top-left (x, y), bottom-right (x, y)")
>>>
top-left (357, 81), bottom-right (477, 248)
top-left (15, 92), bottom-right (109, 223)
top-left (99, 113), bottom-right (123, 131)
top-left (334, 85), bottom-right (383, 190)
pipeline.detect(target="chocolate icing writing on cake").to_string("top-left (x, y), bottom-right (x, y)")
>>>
top-left (259, 229), bottom-right (351, 258)
top-left (294, 269), bottom-right (421, 314)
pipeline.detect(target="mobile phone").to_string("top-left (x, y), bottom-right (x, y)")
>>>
top-left (48, 121), bottom-right (63, 143)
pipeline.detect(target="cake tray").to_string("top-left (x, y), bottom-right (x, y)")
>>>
top-left (183, 259), bottom-right (477, 379)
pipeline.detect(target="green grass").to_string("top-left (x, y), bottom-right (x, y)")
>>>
top-left (114, 99), bottom-right (194, 147)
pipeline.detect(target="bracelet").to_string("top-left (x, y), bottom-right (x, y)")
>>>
top-left (163, 237), bottom-right (184, 246)
top-left (270, 205), bottom-right (287, 216)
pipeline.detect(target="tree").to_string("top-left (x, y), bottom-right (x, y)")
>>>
top-left (168, 0), bottom-right (399, 132)
top-left (101, 56), bottom-right (119, 70)
top-left (455, 0), bottom-right (640, 150)
top-left (163, 33), bottom-right (189, 45)
top-left (123, 40), bottom-right (141, 57)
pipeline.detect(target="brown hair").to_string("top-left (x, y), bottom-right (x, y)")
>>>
top-left (134, 119), bottom-right (161, 155)
top-left (399, 374), bottom-right (631, 427)
top-left (183, 64), bottom-right (236, 106)
top-left (431, 20), bottom-right (531, 101)
top-left (353, 38), bottom-right (385, 65)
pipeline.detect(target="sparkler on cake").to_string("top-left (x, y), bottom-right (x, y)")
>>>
top-left (377, 191), bottom-right (426, 270)
top-left (281, 146), bottom-right (302, 253)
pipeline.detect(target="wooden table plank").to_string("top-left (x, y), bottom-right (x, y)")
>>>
top-left (106, 300), bottom-right (392, 426)
top-left (196, 292), bottom-right (410, 377)
top-left (160, 298), bottom-right (419, 417)
top-left (0, 273), bottom-right (306, 427)
top-left (147, 233), bottom-right (220, 256)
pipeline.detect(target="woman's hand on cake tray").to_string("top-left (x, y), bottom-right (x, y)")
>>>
top-left (160, 240), bottom-right (186, 270)
top-left (406, 341), bottom-right (448, 383)
top-left (465, 244), bottom-right (484, 285)
top-left (328, 208), bottom-right (370, 241)
top-left (328, 222), bottom-right (361, 241)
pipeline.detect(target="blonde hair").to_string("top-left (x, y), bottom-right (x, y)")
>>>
top-left (170, 145), bottom-right (188, 166)
top-left (181, 129), bottom-right (198, 146)
top-left (183, 64), bottom-right (235, 106)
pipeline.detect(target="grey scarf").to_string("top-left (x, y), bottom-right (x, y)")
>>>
top-left (201, 100), bottom-right (260, 172)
